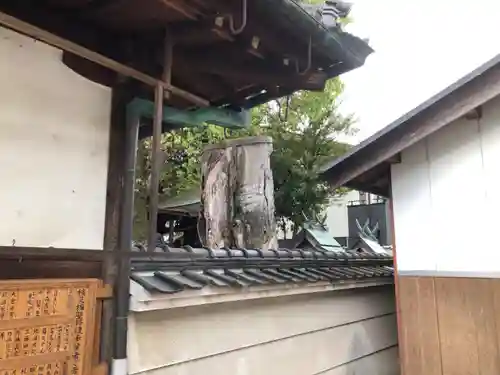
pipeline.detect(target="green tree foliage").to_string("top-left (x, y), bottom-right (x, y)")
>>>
top-left (254, 79), bottom-right (355, 234)
top-left (133, 78), bottom-right (355, 240)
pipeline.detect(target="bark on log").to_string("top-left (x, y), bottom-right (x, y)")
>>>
top-left (199, 136), bottom-right (278, 250)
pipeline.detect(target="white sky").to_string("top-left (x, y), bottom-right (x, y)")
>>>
top-left (339, 0), bottom-right (500, 142)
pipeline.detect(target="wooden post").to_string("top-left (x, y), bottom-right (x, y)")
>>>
top-left (199, 136), bottom-right (278, 250)
top-left (147, 82), bottom-right (164, 251)
top-left (147, 32), bottom-right (173, 251)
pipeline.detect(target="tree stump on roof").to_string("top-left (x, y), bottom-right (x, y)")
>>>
top-left (198, 136), bottom-right (278, 250)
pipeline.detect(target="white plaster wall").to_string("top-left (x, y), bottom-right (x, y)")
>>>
top-left (128, 285), bottom-right (398, 375)
top-left (324, 190), bottom-right (359, 238)
top-left (391, 94), bottom-right (500, 274)
top-left (0, 28), bottom-right (112, 249)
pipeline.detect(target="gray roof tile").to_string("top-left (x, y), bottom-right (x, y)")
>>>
top-left (130, 246), bottom-right (393, 294)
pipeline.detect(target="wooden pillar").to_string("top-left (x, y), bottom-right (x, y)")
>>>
top-left (101, 81), bottom-right (131, 363)
top-left (199, 136), bottom-right (278, 250)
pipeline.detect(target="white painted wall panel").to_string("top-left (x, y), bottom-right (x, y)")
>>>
top-left (0, 28), bottom-right (111, 249)
top-left (391, 141), bottom-right (435, 272)
top-left (479, 100), bottom-right (500, 268)
top-left (427, 117), bottom-right (487, 272)
top-left (128, 286), bottom-right (397, 375)
top-left (391, 95), bottom-right (500, 274)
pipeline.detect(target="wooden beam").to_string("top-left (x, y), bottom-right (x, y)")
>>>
top-left (0, 10), bottom-right (209, 107)
top-left (195, 2), bottom-right (322, 69)
top-left (0, 246), bottom-right (109, 259)
top-left (173, 68), bottom-right (229, 100)
top-left (84, 0), bottom-right (199, 19)
top-left (172, 20), bottom-right (234, 45)
top-left (148, 32), bottom-right (172, 251)
top-left (159, 0), bottom-right (199, 20)
top-left (242, 19), bottom-right (323, 70)
top-left (240, 87), bottom-right (296, 109)
top-left (172, 16), bottom-right (314, 69)
top-left (386, 153), bottom-right (401, 164)
top-left (81, 0), bottom-right (121, 14)
top-left (0, 258), bottom-right (102, 280)
top-left (177, 54), bottom-right (326, 90)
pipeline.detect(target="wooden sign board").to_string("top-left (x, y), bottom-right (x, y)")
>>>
top-left (0, 279), bottom-right (104, 375)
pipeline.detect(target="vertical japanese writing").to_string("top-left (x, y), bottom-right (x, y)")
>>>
top-left (9, 292), bottom-right (18, 319)
top-left (0, 282), bottom-right (94, 375)
top-left (0, 292), bottom-right (8, 320)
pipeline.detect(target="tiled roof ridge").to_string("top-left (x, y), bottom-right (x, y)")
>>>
top-left (130, 247), bottom-right (393, 294)
top-left (130, 246), bottom-right (393, 271)
top-left (132, 245), bottom-right (392, 259)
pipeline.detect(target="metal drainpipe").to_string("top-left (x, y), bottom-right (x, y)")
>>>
top-left (113, 102), bottom-right (140, 375)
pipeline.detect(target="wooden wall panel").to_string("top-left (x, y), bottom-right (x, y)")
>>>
top-left (398, 276), bottom-right (500, 375)
top-left (398, 277), bottom-right (441, 375)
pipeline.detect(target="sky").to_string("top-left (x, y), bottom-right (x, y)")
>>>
top-left (339, 0), bottom-right (500, 142)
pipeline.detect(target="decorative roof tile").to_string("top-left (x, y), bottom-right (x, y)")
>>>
top-left (130, 246), bottom-right (393, 294)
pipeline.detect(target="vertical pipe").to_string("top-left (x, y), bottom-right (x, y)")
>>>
top-left (113, 103), bottom-right (139, 371)
top-left (101, 82), bottom-right (129, 365)
top-left (147, 31), bottom-right (173, 251)
top-left (147, 83), bottom-right (164, 251)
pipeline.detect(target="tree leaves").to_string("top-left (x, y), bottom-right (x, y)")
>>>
top-left (254, 78), bottom-right (355, 233)
top-left (133, 78), bottom-right (354, 241)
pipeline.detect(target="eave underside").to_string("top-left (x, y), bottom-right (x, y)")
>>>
top-left (0, 0), bottom-right (372, 110)
top-left (335, 162), bottom-right (393, 197)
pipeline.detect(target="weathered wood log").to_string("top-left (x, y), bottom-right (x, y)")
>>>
top-left (199, 136), bottom-right (278, 250)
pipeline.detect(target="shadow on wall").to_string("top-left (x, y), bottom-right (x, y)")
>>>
top-left (344, 331), bottom-right (400, 375)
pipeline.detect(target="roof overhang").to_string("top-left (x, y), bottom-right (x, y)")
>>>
top-left (319, 53), bottom-right (500, 197)
top-left (0, 0), bottom-right (373, 111)
top-left (158, 188), bottom-right (200, 217)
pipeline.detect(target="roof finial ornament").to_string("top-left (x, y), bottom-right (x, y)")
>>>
top-left (300, 0), bottom-right (353, 30)
top-left (356, 218), bottom-right (379, 242)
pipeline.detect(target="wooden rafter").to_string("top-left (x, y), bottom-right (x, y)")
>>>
top-left (172, 19), bottom-right (235, 44)
top-left (0, 0), bottom-right (367, 109)
top-left (200, 1), bottom-right (320, 69)
top-left (174, 18), bottom-right (320, 76)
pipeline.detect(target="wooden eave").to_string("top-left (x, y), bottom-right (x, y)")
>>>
top-left (0, 0), bottom-right (372, 110)
top-left (320, 53), bottom-right (500, 197)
